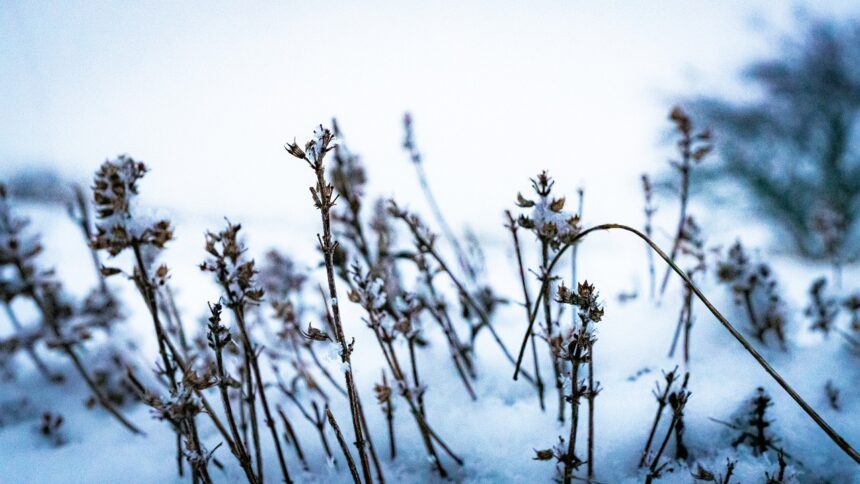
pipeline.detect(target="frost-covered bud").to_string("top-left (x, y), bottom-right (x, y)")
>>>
top-left (90, 156), bottom-right (173, 257)
top-left (285, 125), bottom-right (338, 164)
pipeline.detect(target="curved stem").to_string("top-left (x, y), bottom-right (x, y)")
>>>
top-left (511, 223), bottom-right (860, 464)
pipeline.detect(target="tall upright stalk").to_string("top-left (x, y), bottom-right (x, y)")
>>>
top-left (287, 127), bottom-right (374, 483)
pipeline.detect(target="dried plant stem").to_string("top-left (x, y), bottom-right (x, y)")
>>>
top-left (2, 301), bottom-right (60, 382)
top-left (659, 145), bottom-right (692, 298)
top-left (644, 409), bottom-right (682, 484)
top-left (741, 289), bottom-right (759, 339)
top-left (164, 285), bottom-right (190, 355)
top-left (310, 160), bottom-right (374, 484)
top-left (277, 406), bottom-right (308, 471)
top-left (212, 328), bottom-right (256, 482)
top-left (176, 432), bottom-right (184, 479)
top-left (407, 337), bottom-right (425, 417)
top-left (58, 333), bottom-right (141, 433)
top-left (641, 175), bottom-right (656, 300)
top-left (542, 240), bottom-right (565, 422)
top-left (668, 284), bottom-right (693, 363)
top-left (281, 389), bottom-right (334, 464)
top-left (71, 185), bottom-right (108, 293)
top-left (505, 211), bottom-right (544, 410)
top-left (326, 407), bottom-right (362, 484)
top-left (586, 340), bottom-right (596, 480)
top-left (13, 262), bottom-right (141, 435)
top-left (381, 371), bottom-right (396, 459)
top-left (372, 331), bottom-right (449, 477)
top-left (571, 187), bottom-right (584, 326)
top-left (226, 303), bottom-right (292, 484)
top-left (244, 361), bottom-right (262, 482)
top-left (512, 222), bottom-right (860, 464)
top-left (639, 370), bottom-right (676, 468)
top-left (130, 243), bottom-right (204, 480)
top-left (129, 333), bottom-right (248, 480)
top-left (355, 387), bottom-right (385, 483)
top-left (131, 243), bottom-right (179, 392)
top-left (418, 260), bottom-right (476, 379)
top-left (563, 331), bottom-right (586, 484)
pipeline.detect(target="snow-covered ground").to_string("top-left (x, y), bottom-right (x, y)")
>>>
top-left (1, 173), bottom-right (858, 483)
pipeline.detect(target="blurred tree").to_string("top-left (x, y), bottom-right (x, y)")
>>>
top-left (690, 18), bottom-right (860, 268)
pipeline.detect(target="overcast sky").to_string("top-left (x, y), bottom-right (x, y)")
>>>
top-left (3, 1), bottom-right (860, 236)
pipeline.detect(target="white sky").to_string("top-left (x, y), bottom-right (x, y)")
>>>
top-left (2, 1), bottom-right (860, 236)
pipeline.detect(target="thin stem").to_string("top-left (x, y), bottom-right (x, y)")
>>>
top-left (505, 211), bottom-right (545, 410)
top-left (658, 152), bottom-right (691, 298)
top-left (309, 151), bottom-right (375, 484)
top-left (587, 340), bottom-right (595, 480)
top-left (542, 239), bottom-right (565, 423)
top-left (326, 407), bottom-right (361, 484)
top-left (227, 303), bottom-right (291, 484)
top-left (279, 385), bottom-right (335, 465)
top-left (563, 332), bottom-right (585, 484)
top-left (2, 301), bottom-right (61, 383)
top-left (645, 411), bottom-right (681, 484)
top-left (212, 324), bottom-right (256, 483)
top-left (355, 386), bottom-right (386, 484)
top-left (277, 406), bottom-right (309, 471)
top-left (71, 185), bottom-right (108, 293)
top-left (382, 370), bottom-right (396, 460)
top-left (572, 187), bottom-right (584, 327)
top-left (408, 337), bottom-right (425, 417)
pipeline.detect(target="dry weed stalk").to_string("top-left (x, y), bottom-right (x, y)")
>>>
top-left (554, 281), bottom-right (604, 483)
top-left (326, 406), bottom-right (361, 484)
top-left (658, 106), bottom-right (712, 297)
top-left (374, 370), bottom-right (396, 459)
top-left (206, 302), bottom-right (256, 481)
top-left (201, 220), bottom-right (293, 483)
top-left (644, 386), bottom-right (691, 483)
top-left (641, 174), bottom-right (657, 300)
top-left (285, 126), bottom-right (375, 483)
top-left (667, 216), bottom-right (706, 363)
